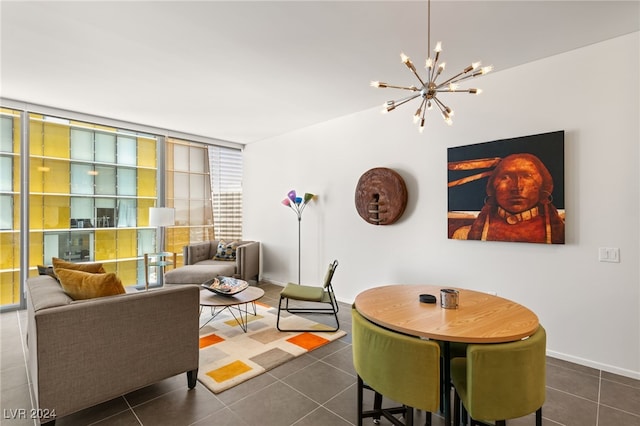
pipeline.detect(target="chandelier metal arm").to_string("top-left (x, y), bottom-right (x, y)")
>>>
top-left (436, 89), bottom-right (480, 95)
top-left (432, 96), bottom-right (453, 125)
top-left (395, 93), bottom-right (422, 106)
top-left (413, 97), bottom-right (428, 123)
top-left (417, 98), bottom-right (429, 132)
top-left (436, 64), bottom-right (476, 89)
top-left (432, 96), bottom-right (448, 113)
top-left (446, 66), bottom-right (493, 86)
top-left (372, 82), bottom-right (419, 91)
top-left (401, 54), bottom-right (427, 88)
top-left (385, 93), bottom-right (422, 112)
top-left (428, 46), bottom-right (443, 83)
top-left (429, 67), bottom-right (446, 89)
top-left (408, 65), bottom-right (427, 88)
top-left (438, 88), bottom-right (479, 94)
top-left (428, 63), bottom-right (436, 85)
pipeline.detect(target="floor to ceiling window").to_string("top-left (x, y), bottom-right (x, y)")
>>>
top-left (165, 137), bottom-right (215, 264)
top-left (209, 145), bottom-right (243, 241)
top-left (26, 113), bottom-right (158, 293)
top-left (0, 103), bottom-right (243, 311)
top-left (0, 108), bottom-right (21, 308)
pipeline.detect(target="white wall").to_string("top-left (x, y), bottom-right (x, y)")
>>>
top-left (243, 33), bottom-right (640, 379)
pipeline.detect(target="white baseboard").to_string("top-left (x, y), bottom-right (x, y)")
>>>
top-left (260, 277), bottom-right (285, 287)
top-left (547, 350), bottom-right (640, 380)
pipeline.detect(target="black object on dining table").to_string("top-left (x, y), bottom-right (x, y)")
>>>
top-left (419, 294), bottom-right (437, 304)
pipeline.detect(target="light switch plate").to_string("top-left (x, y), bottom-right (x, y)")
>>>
top-left (598, 247), bottom-right (620, 263)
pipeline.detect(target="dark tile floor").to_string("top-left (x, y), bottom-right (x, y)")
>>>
top-left (1, 282), bottom-right (639, 425)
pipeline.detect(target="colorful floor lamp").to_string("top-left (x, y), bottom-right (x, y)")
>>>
top-left (282, 190), bottom-right (315, 284)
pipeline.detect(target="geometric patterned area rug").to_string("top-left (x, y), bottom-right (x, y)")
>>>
top-left (198, 300), bottom-right (346, 394)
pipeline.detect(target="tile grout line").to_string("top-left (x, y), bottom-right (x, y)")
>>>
top-left (277, 379), bottom-right (327, 424)
top-left (319, 382), bottom-right (357, 426)
top-left (598, 403), bottom-right (640, 418)
top-left (546, 385), bottom-right (599, 404)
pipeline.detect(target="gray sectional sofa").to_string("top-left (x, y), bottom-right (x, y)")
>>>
top-left (26, 275), bottom-right (200, 424)
top-left (164, 240), bottom-right (260, 286)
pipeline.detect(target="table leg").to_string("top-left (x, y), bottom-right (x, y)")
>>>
top-left (226, 303), bottom-right (250, 332)
top-left (444, 341), bottom-right (452, 426)
top-left (199, 306), bottom-right (226, 329)
top-left (144, 254), bottom-right (149, 291)
top-left (200, 303), bottom-right (257, 332)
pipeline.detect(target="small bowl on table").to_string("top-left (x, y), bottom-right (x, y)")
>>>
top-left (201, 276), bottom-right (248, 296)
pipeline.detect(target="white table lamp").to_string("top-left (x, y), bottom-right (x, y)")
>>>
top-left (149, 207), bottom-right (175, 252)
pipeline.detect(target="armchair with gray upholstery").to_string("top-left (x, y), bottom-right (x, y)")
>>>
top-left (183, 240), bottom-right (260, 281)
top-left (164, 240), bottom-right (260, 286)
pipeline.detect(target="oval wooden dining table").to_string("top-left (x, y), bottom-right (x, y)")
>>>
top-left (354, 284), bottom-right (539, 426)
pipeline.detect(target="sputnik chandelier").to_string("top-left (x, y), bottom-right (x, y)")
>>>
top-left (371, 0), bottom-right (492, 132)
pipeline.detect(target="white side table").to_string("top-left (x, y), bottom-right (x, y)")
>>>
top-left (144, 252), bottom-right (177, 290)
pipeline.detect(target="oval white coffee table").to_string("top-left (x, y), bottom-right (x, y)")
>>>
top-left (199, 285), bottom-right (265, 332)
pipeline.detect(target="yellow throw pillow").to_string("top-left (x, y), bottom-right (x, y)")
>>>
top-left (52, 257), bottom-right (106, 274)
top-left (56, 269), bottom-right (125, 300)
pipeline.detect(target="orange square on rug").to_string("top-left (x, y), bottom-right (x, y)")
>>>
top-left (200, 333), bottom-right (224, 348)
top-left (286, 332), bottom-right (330, 351)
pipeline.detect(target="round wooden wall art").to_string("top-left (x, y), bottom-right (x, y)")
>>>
top-left (355, 167), bottom-right (408, 225)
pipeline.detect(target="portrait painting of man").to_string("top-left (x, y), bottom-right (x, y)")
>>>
top-left (447, 131), bottom-right (565, 244)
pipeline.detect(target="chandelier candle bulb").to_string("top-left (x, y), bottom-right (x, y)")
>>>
top-left (433, 42), bottom-right (442, 63)
top-left (413, 108), bottom-right (422, 123)
top-left (425, 57), bottom-right (433, 69)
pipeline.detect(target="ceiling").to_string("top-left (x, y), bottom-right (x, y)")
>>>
top-left (1, 1), bottom-right (638, 145)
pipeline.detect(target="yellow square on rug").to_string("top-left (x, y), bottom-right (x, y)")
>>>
top-left (198, 301), bottom-right (346, 393)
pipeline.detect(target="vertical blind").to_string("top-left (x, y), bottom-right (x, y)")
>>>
top-left (209, 146), bottom-right (243, 240)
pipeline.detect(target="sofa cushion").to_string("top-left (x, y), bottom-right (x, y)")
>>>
top-left (27, 275), bottom-right (73, 311)
top-left (164, 264), bottom-right (236, 285)
top-left (185, 241), bottom-right (215, 264)
top-left (213, 240), bottom-right (238, 261)
top-left (37, 265), bottom-right (59, 281)
top-left (52, 257), bottom-right (106, 274)
top-left (56, 269), bottom-right (126, 300)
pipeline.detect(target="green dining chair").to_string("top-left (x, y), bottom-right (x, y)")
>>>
top-left (276, 260), bottom-right (339, 332)
top-left (352, 307), bottom-right (440, 426)
top-left (451, 325), bottom-right (546, 426)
